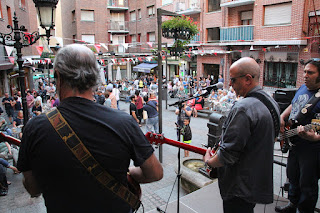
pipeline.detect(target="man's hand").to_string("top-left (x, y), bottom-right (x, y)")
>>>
top-left (297, 125), bottom-right (320, 141)
top-left (203, 147), bottom-right (212, 163)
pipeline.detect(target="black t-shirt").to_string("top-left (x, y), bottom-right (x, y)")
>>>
top-left (2, 97), bottom-right (13, 110)
top-left (17, 97), bottom-right (154, 213)
top-left (130, 102), bottom-right (137, 116)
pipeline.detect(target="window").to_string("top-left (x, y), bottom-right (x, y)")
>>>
top-left (82, 35), bottom-right (95, 44)
top-left (131, 35), bottom-right (136, 43)
top-left (207, 27), bottom-right (220, 43)
top-left (264, 2), bottom-right (292, 26)
top-left (130, 11), bottom-right (136, 21)
top-left (19, 0), bottom-right (26, 8)
top-left (137, 33), bottom-right (141, 42)
top-left (138, 9), bottom-right (141, 20)
top-left (241, 11), bottom-right (253, 25)
top-left (147, 6), bottom-right (155, 18)
top-left (147, 32), bottom-right (155, 42)
top-left (162, 0), bottom-right (173, 6)
top-left (72, 10), bottom-right (76, 22)
top-left (7, 6), bottom-right (12, 26)
top-left (81, 10), bottom-right (94, 21)
top-left (263, 62), bottom-right (297, 88)
top-left (208, 0), bottom-right (220, 13)
top-left (0, 1), bottom-right (3, 19)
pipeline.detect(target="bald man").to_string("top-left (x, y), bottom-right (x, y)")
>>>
top-left (203, 57), bottom-right (280, 213)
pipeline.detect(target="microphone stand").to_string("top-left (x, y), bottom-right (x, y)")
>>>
top-left (165, 84), bottom-right (219, 213)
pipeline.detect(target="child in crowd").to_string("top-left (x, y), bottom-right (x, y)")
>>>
top-left (181, 118), bottom-right (192, 157)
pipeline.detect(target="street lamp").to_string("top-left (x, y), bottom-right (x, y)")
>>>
top-left (33, 0), bottom-right (59, 44)
top-left (0, 0), bottom-right (59, 126)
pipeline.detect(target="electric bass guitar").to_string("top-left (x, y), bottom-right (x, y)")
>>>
top-left (279, 118), bottom-right (320, 153)
top-left (0, 131), bottom-right (142, 200)
top-left (145, 132), bottom-right (219, 178)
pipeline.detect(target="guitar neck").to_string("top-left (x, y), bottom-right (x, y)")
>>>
top-left (0, 132), bottom-right (21, 146)
top-left (145, 132), bottom-right (208, 156)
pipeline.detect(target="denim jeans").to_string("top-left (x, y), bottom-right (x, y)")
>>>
top-left (146, 116), bottom-right (159, 133)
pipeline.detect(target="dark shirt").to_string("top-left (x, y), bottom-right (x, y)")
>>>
top-left (130, 102), bottom-right (138, 116)
top-left (17, 97), bottom-right (154, 213)
top-left (14, 118), bottom-right (23, 126)
top-left (143, 100), bottom-right (158, 118)
top-left (14, 101), bottom-right (22, 111)
top-left (32, 105), bottom-right (42, 113)
top-left (182, 124), bottom-right (192, 141)
top-left (2, 97), bottom-right (13, 110)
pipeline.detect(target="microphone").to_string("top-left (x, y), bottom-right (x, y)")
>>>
top-left (205, 82), bottom-right (223, 91)
top-left (199, 82), bottom-right (224, 97)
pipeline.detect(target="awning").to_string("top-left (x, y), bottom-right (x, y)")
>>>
top-left (132, 63), bottom-right (158, 73)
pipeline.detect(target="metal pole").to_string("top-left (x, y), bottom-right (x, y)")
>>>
top-left (157, 8), bottom-right (163, 163)
top-left (165, 43), bottom-right (168, 110)
top-left (12, 16), bottom-right (29, 126)
top-left (46, 29), bottom-right (51, 83)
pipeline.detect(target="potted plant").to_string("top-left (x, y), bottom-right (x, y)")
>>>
top-left (162, 15), bottom-right (199, 55)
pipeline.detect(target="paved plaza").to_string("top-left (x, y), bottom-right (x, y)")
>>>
top-left (0, 98), bottom-right (319, 212)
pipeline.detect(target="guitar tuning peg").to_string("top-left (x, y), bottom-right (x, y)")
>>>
top-left (155, 135), bottom-right (158, 139)
top-left (160, 134), bottom-right (164, 140)
top-left (150, 133), bottom-right (153, 138)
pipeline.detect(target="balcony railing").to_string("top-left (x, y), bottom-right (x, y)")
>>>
top-left (220, 0), bottom-right (255, 8)
top-left (220, 25), bottom-right (253, 41)
top-left (190, 33), bottom-right (200, 44)
top-left (108, 21), bottom-right (129, 32)
top-left (107, 0), bottom-right (128, 10)
top-left (176, 1), bottom-right (201, 15)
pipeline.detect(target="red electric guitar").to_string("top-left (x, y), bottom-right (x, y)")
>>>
top-left (0, 132), bottom-right (142, 201)
top-left (145, 132), bottom-right (219, 178)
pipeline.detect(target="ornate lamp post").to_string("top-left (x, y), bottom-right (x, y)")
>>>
top-left (0, 0), bottom-right (59, 126)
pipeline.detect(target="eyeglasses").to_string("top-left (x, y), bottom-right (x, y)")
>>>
top-left (230, 74), bottom-right (254, 83)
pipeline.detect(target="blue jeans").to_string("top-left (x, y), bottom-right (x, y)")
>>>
top-left (146, 116), bottom-right (159, 133)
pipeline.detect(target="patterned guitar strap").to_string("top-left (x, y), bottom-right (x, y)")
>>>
top-left (46, 109), bottom-right (141, 211)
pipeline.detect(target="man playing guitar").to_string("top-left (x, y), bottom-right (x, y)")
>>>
top-left (17, 44), bottom-right (163, 213)
top-left (275, 59), bottom-right (320, 213)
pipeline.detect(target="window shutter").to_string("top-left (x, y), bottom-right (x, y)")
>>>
top-left (241, 11), bottom-right (253, 20)
top-left (264, 2), bottom-right (292, 26)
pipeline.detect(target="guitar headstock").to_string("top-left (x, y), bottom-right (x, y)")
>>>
top-left (145, 132), bottom-right (165, 147)
top-left (311, 119), bottom-right (320, 133)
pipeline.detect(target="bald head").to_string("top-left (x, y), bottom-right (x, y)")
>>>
top-left (231, 57), bottom-right (260, 82)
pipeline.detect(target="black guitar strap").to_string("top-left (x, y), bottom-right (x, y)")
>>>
top-left (46, 109), bottom-right (141, 210)
top-left (247, 92), bottom-right (280, 137)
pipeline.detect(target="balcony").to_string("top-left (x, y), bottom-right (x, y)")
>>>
top-left (107, 0), bottom-right (129, 11)
top-left (175, 1), bottom-right (201, 15)
top-left (190, 33), bottom-right (200, 44)
top-left (108, 21), bottom-right (129, 33)
top-left (220, 0), bottom-right (255, 8)
top-left (220, 25), bottom-right (254, 41)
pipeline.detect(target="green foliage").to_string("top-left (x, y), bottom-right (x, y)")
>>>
top-left (40, 52), bottom-right (52, 58)
top-left (161, 15), bottom-right (199, 38)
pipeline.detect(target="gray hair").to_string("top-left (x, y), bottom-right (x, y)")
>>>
top-left (54, 44), bottom-right (100, 93)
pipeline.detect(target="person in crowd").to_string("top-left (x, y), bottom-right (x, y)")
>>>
top-left (52, 93), bottom-right (60, 107)
top-left (2, 93), bottom-right (14, 124)
top-left (17, 44), bottom-right (163, 213)
top-left (181, 118), bottom-right (192, 157)
top-left (194, 95), bottom-right (205, 111)
top-left (218, 74), bottom-right (224, 83)
top-left (0, 108), bottom-right (12, 136)
top-left (0, 158), bottom-right (19, 196)
top-left (32, 100), bottom-right (42, 117)
top-left (207, 90), bottom-right (218, 110)
top-left (135, 90), bottom-right (144, 124)
top-left (11, 96), bottom-right (21, 119)
top-left (203, 57), bottom-right (280, 213)
top-left (13, 110), bottom-right (24, 139)
top-left (48, 82), bottom-right (56, 98)
top-left (112, 84), bottom-right (120, 110)
top-left (130, 95), bottom-right (141, 127)
top-left (275, 59), bottom-right (320, 213)
top-left (106, 88), bottom-right (117, 109)
top-left (103, 92), bottom-right (111, 108)
top-left (26, 90), bottom-right (34, 118)
top-left (34, 92), bottom-right (42, 107)
top-left (143, 94), bottom-right (158, 133)
top-left (175, 102), bottom-right (192, 139)
top-left (95, 90), bottom-right (105, 105)
top-left (227, 87), bottom-right (237, 103)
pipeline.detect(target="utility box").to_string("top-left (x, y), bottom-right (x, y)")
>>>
top-left (207, 112), bottom-right (226, 147)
